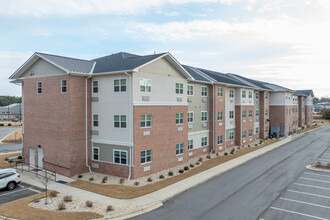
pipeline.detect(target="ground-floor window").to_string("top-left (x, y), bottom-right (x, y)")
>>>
top-left (113, 150), bottom-right (127, 165)
top-left (249, 129), bottom-right (253, 137)
top-left (201, 137), bottom-right (208, 147)
top-left (229, 131), bottom-right (234, 140)
top-left (92, 147), bottom-right (99, 161)
top-left (176, 143), bottom-right (184, 155)
top-left (188, 139), bottom-right (194, 150)
top-left (242, 130), bottom-right (246, 138)
top-left (141, 149), bottom-right (152, 164)
top-left (218, 135), bottom-right (223, 145)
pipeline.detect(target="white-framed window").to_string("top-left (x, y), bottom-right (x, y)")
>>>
top-left (187, 85), bottom-right (194, 96)
top-left (265, 92), bottom-right (268, 99)
top-left (37, 82), bottom-right (42, 94)
top-left (255, 109), bottom-right (259, 117)
top-left (201, 86), bottom-right (208, 97)
top-left (265, 109), bottom-right (268, 116)
top-left (217, 111), bottom-right (223, 121)
top-left (255, 92), bottom-right (259, 99)
top-left (249, 129), bottom-right (252, 137)
top-left (242, 110), bottom-right (246, 118)
top-left (218, 135), bottom-right (223, 145)
top-left (113, 150), bottom-right (127, 165)
top-left (255, 127), bottom-right (259, 134)
top-left (248, 91), bottom-right (253, 98)
top-left (176, 143), bottom-right (184, 155)
top-left (201, 137), bottom-right (208, 147)
top-left (249, 110), bottom-right (253, 117)
top-left (93, 80), bottom-right (98, 93)
top-left (140, 78), bottom-right (151, 92)
top-left (93, 115), bottom-right (98, 127)
top-left (229, 111), bottom-right (234, 119)
top-left (265, 126), bottom-right (268, 133)
top-left (242, 130), bottom-right (246, 138)
top-left (218, 87), bottom-right (223, 97)
top-left (61, 80), bottom-right (67, 93)
top-left (176, 113), bottom-right (184, 125)
top-left (229, 131), bottom-right (234, 140)
top-left (92, 146), bottom-right (100, 161)
top-left (114, 79), bottom-right (126, 92)
top-left (188, 112), bottom-right (194, 123)
top-left (114, 115), bottom-right (127, 128)
top-left (141, 149), bottom-right (152, 164)
top-left (188, 139), bottom-right (193, 150)
top-left (176, 83), bottom-right (183, 94)
top-left (141, 114), bottom-right (152, 128)
top-left (229, 89), bottom-right (234, 98)
top-left (242, 90), bottom-right (246, 98)
top-left (201, 111), bottom-right (208, 122)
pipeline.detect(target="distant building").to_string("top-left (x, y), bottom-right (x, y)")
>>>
top-left (314, 101), bottom-right (330, 114)
top-left (0, 103), bottom-right (22, 120)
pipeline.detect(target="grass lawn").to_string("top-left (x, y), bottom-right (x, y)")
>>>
top-left (0, 152), bottom-right (21, 168)
top-left (1, 128), bottom-right (22, 143)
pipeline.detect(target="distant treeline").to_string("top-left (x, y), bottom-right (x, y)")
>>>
top-left (0, 96), bottom-right (22, 107)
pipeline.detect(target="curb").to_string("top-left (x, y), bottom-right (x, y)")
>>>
top-left (306, 165), bottom-right (330, 173)
top-left (0, 215), bottom-right (18, 220)
top-left (0, 151), bottom-right (22, 156)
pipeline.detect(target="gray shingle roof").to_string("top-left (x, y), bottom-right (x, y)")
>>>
top-left (92, 52), bottom-right (166, 73)
top-left (37, 52), bottom-right (95, 74)
top-left (295, 90), bottom-right (313, 96)
top-left (182, 65), bottom-right (213, 82)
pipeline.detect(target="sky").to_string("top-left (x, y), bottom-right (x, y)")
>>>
top-left (0, 0), bottom-right (329, 97)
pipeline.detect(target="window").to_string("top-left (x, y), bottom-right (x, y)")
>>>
top-left (114, 150), bottom-right (127, 165)
top-left (176, 143), bottom-right (184, 155)
top-left (201, 137), bottom-right (208, 147)
top-left (201, 86), bottom-right (208, 97)
top-left (242, 110), bottom-right (246, 118)
top-left (242, 130), bottom-right (246, 138)
top-left (265, 109), bottom-right (268, 116)
top-left (218, 135), bottom-right (223, 145)
top-left (93, 146), bottom-right (99, 161)
top-left (114, 115), bottom-right (127, 128)
top-left (248, 91), bottom-right (252, 98)
top-left (255, 127), bottom-right (259, 134)
top-left (141, 114), bottom-right (152, 128)
top-left (176, 113), bottom-right (184, 125)
top-left (141, 149), bottom-right (152, 164)
top-left (265, 92), bottom-right (268, 99)
top-left (188, 139), bottom-right (194, 150)
top-left (242, 90), bottom-right (246, 98)
top-left (249, 110), bottom-right (253, 117)
top-left (265, 126), bottom-right (268, 133)
top-left (37, 82), bottom-right (42, 94)
top-left (140, 78), bottom-right (151, 92)
top-left (201, 111), bottom-right (208, 122)
top-left (187, 85), bottom-right (194, 96)
top-left (229, 131), bottom-right (234, 140)
top-left (249, 129), bottom-right (252, 137)
top-left (93, 115), bottom-right (98, 127)
top-left (218, 88), bottom-right (223, 96)
top-left (93, 81), bottom-right (98, 93)
top-left (255, 92), bottom-right (259, 99)
top-left (176, 83), bottom-right (183, 94)
top-left (217, 111), bottom-right (223, 121)
top-left (114, 79), bottom-right (126, 92)
top-left (229, 111), bottom-right (234, 119)
top-left (229, 89), bottom-right (234, 98)
top-left (255, 109), bottom-right (259, 117)
top-left (188, 112), bottom-right (194, 123)
top-left (61, 80), bottom-right (67, 93)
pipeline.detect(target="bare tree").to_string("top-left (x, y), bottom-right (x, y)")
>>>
top-left (38, 171), bottom-right (50, 204)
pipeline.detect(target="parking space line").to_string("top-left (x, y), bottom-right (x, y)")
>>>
top-left (0, 187), bottom-right (31, 197)
top-left (270, 207), bottom-right (328, 220)
top-left (29, 188), bottom-right (42, 193)
top-left (299, 177), bottom-right (330, 183)
top-left (287, 189), bottom-right (330, 199)
top-left (293, 183), bottom-right (330, 191)
top-left (304, 172), bottom-right (330, 178)
top-left (280, 197), bottom-right (330, 210)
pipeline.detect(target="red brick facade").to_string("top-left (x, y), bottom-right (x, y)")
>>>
top-left (213, 85), bottom-right (226, 153)
top-left (259, 91), bottom-right (270, 139)
top-left (235, 105), bottom-right (255, 146)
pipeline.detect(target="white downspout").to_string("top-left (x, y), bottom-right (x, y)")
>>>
top-left (211, 84), bottom-right (215, 154)
top-left (86, 75), bottom-right (92, 172)
top-left (124, 72), bottom-right (133, 180)
top-left (224, 86), bottom-right (228, 153)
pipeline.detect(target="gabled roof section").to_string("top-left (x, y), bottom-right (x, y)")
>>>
top-left (295, 90), bottom-right (314, 97)
top-left (182, 65), bottom-right (214, 83)
top-left (9, 52), bottom-right (95, 79)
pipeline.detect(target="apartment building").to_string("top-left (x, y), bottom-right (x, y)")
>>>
top-left (0, 103), bottom-right (22, 121)
top-left (9, 51), bottom-right (314, 178)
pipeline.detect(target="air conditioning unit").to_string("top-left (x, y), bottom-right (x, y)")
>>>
top-left (187, 97), bottom-right (192, 102)
top-left (202, 98), bottom-right (207, 102)
top-left (142, 96), bottom-right (150, 101)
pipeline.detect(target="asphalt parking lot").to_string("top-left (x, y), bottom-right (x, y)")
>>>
top-left (260, 149), bottom-right (330, 220)
top-left (0, 182), bottom-right (43, 205)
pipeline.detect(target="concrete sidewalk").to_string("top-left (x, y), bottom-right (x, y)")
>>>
top-left (4, 127), bottom-right (322, 220)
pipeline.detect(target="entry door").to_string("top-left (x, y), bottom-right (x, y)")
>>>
top-left (38, 149), bottom-right (43, 169)
top-left (29, 148), bottom-right (35, 167)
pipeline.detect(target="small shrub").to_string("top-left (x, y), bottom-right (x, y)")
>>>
top-left (102, 176), bottom-right (108, 183)
top-left (8, 160), bottom-right (13, 163)
top-left (237, 146), bottom-right (240, 150)
top-left (198, 157), bottom-right (203, 162)
top-left (184, 166), bottom-right (189, 171)
top-left (230, 148), bottom-right (235, 154)
top-left (315, 161), bottom-right (322, 168)
top-left (63, 195), bottom-right (72, 202)
top-left (255, 144), bottom-right (258, 146)
top-left (224, 152), bottom-right (228, 155)
top-left (327, 163), bottom-right (330, 169)
top-left (89, 177), bottom-right (94, 181)
top-left (58, 202), bottom-right (66, 211)
top-left (190, 164), bottom-right (195, 168)
top-left (107, 205), bottom-right (114, 212)
top-left (49, 191), bottom-right (58, 198)
top-left (17, 155), bottom-right (22, 159)
top-left (86, 200), bottom-right (93, 207)
top-left (159, 174), bottom-right (165, 179)
top-left (147, 177), bottom-right (153, 182)
top-left (0, 124), bottom-right (4, 126)
top-left (134, 181), bottom-right (140, 186)
top-left (196, 162), bottom-right (200, 165)
top-left (206, 155), bottom-right (211, 159)
top-left (248, 145), bottom-right (251, 148)
top-left (33, 199), bottom-right (40, 203)
top-left (4, 158), bottom-right (9, 161)
top-left (78, 174), bottom-right (83, 178)
top-left (119, 178), bottom-right (125, 184)
top-left (216, 153), bottom-right (219, 156)
top-left (168, 171), bottom-right (173, 176)
top-left (7, 123), bottom-right (11, 126)
top-left (179, 169), bottom-right (184, 173)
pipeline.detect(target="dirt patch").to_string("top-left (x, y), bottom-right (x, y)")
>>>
top-left (0, 152), bottom-right (21, 168)
top-left (313, 118), bottom-right (330, 125)
top-left (1, 128), bottom-right (22, 143)
top-left (68, 139), bottom-right (280, 199)
top-left (296, 124), bottom-right (323, 133)
top-left (0, 192), bottom-right (103, 220)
